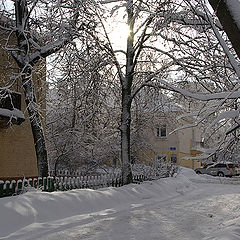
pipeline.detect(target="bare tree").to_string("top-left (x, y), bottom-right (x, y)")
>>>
top-left (90, 0), bottom-right (231, 183)
top-left (2, 0), bottom-right (237, 182)
top-left (46, 43), bottom-right (121, 175)
top-left (0, 0), bottom-right (94, 177)
top-left (45, 0), bottom-right (240, 182)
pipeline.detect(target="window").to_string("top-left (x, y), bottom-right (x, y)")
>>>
top-left (214, 163), bottom-right (226, 168)
top-left (0, 90), bottom-right (21, 110)
top-left (209, 163), bottom-right (226, 169)
top-left (171, 154), bottom-right (177, 163)
top-left (156, 124), bottom-right (167, 138)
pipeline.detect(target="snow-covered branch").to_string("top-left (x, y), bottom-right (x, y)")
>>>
top-left (159, 79), bottom-right (240, 101)
top-left (203, 5), bottom-right (240, 79)
top-left (208, 0), bottom-right (240, 59)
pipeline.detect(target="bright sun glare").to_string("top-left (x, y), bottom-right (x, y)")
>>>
top-left (108, 21), bottom-right (130, 50)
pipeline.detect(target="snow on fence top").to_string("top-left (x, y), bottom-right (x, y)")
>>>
top-left (0, 171), bottom-right (167, 198)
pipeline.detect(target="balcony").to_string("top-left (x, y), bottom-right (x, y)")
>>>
top-left (191, 141), bottom-right (204, 150)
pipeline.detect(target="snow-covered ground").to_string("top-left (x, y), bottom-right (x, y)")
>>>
top-left (1, 168), bottom-right (240, 240)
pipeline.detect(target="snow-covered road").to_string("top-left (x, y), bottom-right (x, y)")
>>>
top-left (19, 185), bottom-right (240, 240)
top-left (2, 168), bottom-right (240, 240)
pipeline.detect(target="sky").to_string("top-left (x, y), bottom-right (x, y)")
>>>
top-left (0, 0), bottom-right (14, 13)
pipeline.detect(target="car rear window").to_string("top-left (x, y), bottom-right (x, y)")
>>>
top-left (214, 163), bottom-right (226, 168)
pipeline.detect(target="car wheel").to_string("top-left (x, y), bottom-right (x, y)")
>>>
top-left (196, 171), bottom-right (201, 174)
top-left (218, 172), bottom-right (224, 177)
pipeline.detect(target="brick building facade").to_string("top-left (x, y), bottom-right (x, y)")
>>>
top-left (0, 20), bottom-right (46, 179)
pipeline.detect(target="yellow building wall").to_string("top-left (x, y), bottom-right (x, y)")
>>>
top-left (0, 121), bottom-right (38, 178)
top-left (0, 27), bottom-right (45, 179)
top-left (177, 153), bottom-right (201, 170)
top-left (137, 148), bottom-right (202, 170)
top-left (136, 113), bottom-right (203, 171)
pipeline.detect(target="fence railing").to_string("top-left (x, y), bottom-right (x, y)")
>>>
top-left (0, 172), bottom-right (159, 198)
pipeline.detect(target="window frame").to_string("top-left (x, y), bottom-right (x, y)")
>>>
top-left (156, 124), bottom-right (167, 138)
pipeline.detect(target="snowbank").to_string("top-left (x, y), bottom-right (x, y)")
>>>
top-left (2, 167), bottom-right (240, 240)
top-left (0, 168), bottom-right (196, 238)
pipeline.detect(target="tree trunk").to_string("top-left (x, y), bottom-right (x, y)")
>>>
top-left (121, 0), bottom-right (134, 185)
top-left (22, 68), bottom-right (48, 177)
top-left (208, 0), bottom-right (240, 59)
top-left (121, 89), bottom-right (133, 184)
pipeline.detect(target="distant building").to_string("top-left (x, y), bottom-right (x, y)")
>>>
top-left (135, 99), bottom-right (203, 170)
top-left (0, 17), bottom-right (46, 180)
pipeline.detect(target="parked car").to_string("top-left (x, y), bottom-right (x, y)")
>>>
top-left (195, 163), bottom-right (215, 175)
top-left (195, 162), bottom-right (240, 177)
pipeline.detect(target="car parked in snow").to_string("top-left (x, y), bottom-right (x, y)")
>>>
top-left (195, 162), bottom-right (240, 177)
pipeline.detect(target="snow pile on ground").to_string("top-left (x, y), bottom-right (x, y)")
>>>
top-left (2, 167), bottom-right (240, 240)
top-left (0, 168), bottom-right (195, 238)
top-left (203, 213), bottom-right (240, 240)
